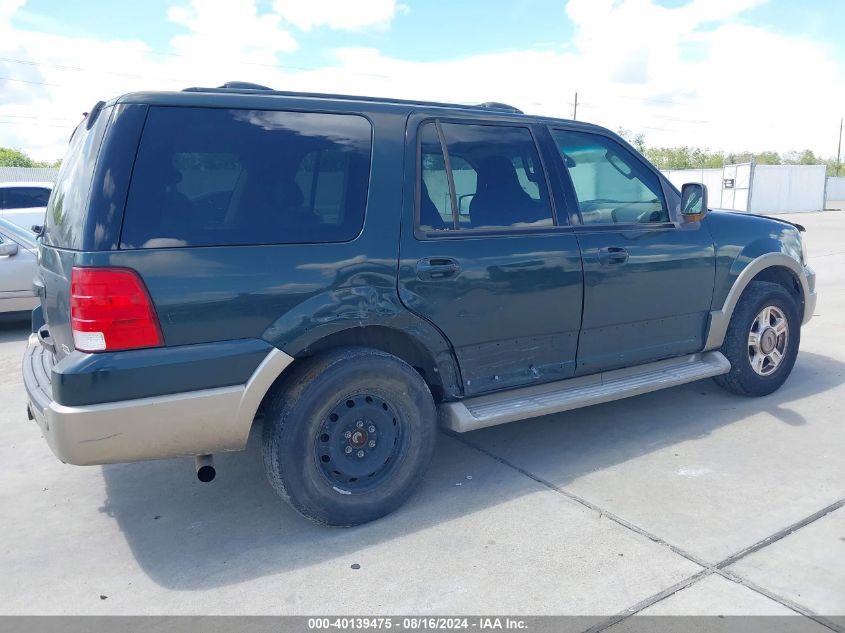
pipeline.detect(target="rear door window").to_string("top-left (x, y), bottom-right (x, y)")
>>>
top-left (120, 107), bottom-right (372, 248)
top-left (418, 121), bottom-right (553, 232)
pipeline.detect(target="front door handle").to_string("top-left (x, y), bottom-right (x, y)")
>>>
top-left (598, 246), bottom-right (629, 265)
top-left (416, 257), bottom-right (461, 280)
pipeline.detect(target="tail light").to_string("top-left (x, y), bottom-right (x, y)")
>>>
top-left (70, 267), bottom-right (163, 352)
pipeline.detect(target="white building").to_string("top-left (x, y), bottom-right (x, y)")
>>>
top-left (662, 163), bottom-right (827, 213)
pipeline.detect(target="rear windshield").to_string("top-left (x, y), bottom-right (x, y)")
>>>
top-left (43, 108), bottom-right (111, 249)
top-left (120, 107), bottom-right (372, 248)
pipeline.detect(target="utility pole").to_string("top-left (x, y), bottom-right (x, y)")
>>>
top-left (573, 91), bottom-right (578, 121)
top-left (837, 117), bottom-right (843, 177)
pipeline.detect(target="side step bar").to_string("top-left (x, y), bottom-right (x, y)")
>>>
top-left (440, 351), bottom-right (731, 433)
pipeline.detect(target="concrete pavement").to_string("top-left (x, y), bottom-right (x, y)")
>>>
top-left (0, 212), bottom-right (842, 627)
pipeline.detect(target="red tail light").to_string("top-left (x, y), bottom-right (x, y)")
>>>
top-left (70, 267), bottom-right (163, 352)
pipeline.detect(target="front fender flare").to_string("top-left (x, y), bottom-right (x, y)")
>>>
top-left (703, 252), bottom-right (814, 350)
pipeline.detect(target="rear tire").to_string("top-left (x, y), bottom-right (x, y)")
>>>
top-left (261, 347), bottom-right (438, 526)
top-left (713, 281), bottom-right (800, 397)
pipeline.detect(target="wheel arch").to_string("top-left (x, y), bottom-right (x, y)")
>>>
top-left (241, 323), bottom-right (462, 437)
top-left (704, 253), bottom-right (809, 351)
top-left (291, 325), bottom-right (456, 402)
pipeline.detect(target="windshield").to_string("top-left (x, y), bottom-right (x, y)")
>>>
top-left (0, 218), bottom-right (38, 248)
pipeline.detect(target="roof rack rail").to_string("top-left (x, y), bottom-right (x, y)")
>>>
top-left (175, 85), bottom-right (526, 115)
top-left (183, 81), bottom-right (273, 92)
top-left (478, 101), bottom-right (523, 114)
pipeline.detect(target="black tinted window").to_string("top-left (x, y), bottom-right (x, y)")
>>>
top-left (552, 130), bottom-right (668, 225)
top-left (2, 187), bottom-right (51, 209)
top-left (121, 107), bottom-right (371, 248)
top-left (44, 108), bottom-right (111, 249)
top-left (418, 122), bottom-right (553, 232)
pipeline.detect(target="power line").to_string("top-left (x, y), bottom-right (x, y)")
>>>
top-left (0, 56), bottom-right (190, 84)
top-left (0, 75), bottom-right (65, 88)
top-left (0, 113), bottom-right (77, 122)
top-left (0, 120), bottom-right (74, 128)
top-left (0, 51), bottom-right (392, 84)
top-left (143, 48), bottom-right (392, 79)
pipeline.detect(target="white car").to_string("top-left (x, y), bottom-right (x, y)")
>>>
top-left (0, 216), bottom-right (39, 316)
top-left (0, 182), bottom-right (52, 233)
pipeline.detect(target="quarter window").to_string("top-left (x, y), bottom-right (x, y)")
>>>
top-left (552, 130), bottom-right (669, 225)
top-left (121, 107), bottom-right (372, 248)
top-left (418, 122), bottom-right (553, 232)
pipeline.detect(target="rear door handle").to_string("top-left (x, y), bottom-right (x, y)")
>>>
top-left (416, 257), bottom-right (461, 280)
top-left (598, 246), bottom-right (629, 265)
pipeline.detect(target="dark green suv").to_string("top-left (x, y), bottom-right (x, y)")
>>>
top-left (22, 84), bottom-right (816, 526)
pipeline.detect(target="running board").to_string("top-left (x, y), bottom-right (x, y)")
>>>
top-left (440, 352), bottom-right (731, 433)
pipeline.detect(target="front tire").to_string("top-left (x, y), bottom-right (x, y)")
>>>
top-left (261, 347), bottom-right (438, 526)
top-left (713, 281), bottom-right (800, 397)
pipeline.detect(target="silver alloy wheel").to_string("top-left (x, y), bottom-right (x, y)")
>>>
top-left (748, 305), bottom-right (789, 376)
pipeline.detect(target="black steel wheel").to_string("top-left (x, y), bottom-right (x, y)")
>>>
top-left (262, 347), bottom-right (437, 526)
top-left (314, 393), bottom-right (405, 493)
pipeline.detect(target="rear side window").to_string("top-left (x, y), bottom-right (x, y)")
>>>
top-left (120, 107), bottom-right (372, 248)
top-left (418, 121), bottom-right (553, 232)
top-left (2, 187), bottom-right (51, 209)
top-left (43, 108), bottom-right (111, 249)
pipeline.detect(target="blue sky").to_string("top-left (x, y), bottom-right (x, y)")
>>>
top-left (1, 0), bottom-right (844, 159)
top-left (11, 0), bottom-right (579, 63)
top-left (11, 0), bottom-right (844, 64)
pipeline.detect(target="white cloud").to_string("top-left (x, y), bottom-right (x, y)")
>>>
top-left (0, 0), bottom-right (843, 162)
top-left (273, 0), bottom-right (402, 32)
top-left (167, 0), bottom-right (298, 63)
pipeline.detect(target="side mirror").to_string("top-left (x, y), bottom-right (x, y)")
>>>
top-left (0, 241), bottom-right (19, 257)
top-left (680, 183), bottom-right (708, 220)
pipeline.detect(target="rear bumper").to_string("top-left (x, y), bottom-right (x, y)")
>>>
top-left (23, 334), bottom-right (292, 465)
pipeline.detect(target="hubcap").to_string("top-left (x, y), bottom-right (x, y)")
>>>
top-left (314, 394), bottom-right (403, 493)
top-left (748, 305), bottom-right (789, 376)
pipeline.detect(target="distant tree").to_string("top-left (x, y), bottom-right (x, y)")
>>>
top-left (753, 151), bottom-right (781, 165)
top-left (37, 158), bottom-right (62, 168)
top-left (0, 147), bottom-right (36, 167)
top-left (617, 127), bottom-right (646, 153)
top-left (783, 149), bottom-right (821, 165)
top-left (0, 146), bottom-right (61, 168)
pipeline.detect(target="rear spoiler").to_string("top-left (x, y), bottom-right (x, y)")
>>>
top-left (68, 100), bottom-right (106, 144)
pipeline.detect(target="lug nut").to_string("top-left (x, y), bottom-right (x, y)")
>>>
top-left (344, 430), bottom-right (352, 439)
top-left (356, 420), bottom-right (364, 428)
top-left (368, 440), bottom-right (376, 448)
top-left (345, 446), bottom-right (352, 454)
top-left (368, 425), bottom-right (376, 433)
top-left (357, 450), bottom-right (365, 458)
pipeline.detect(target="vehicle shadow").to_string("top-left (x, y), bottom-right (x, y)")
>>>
top-left (99, 349), bottom-right (843, 590)
top-left (0, 320), bottom-right (30, 344)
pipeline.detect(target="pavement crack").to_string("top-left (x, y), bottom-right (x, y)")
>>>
top-left (445, 430), bottom-right (712, 568)
top-left (716, 568), bottom-right (845, 633)
top-left (715, 498), bottom-right (845, 570)
top-left (583, 569), bottom-right (713, 633)
top-left (447, 431), bottom-right (845, 631)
